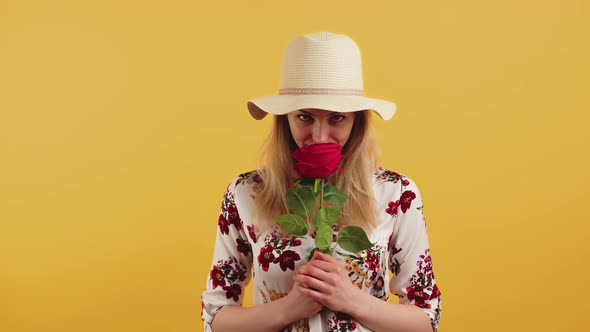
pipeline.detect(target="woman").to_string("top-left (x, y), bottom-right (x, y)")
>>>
top-left (201, 32), bottom-right (442, 332)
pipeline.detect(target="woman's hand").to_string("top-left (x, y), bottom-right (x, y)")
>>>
top-left (283, 278), bottom-right (324, 323)
top-left (293, 251), bottom-right (364, 315)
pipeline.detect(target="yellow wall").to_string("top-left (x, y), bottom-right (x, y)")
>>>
top-left (1, 1), bottom-right (588, 331)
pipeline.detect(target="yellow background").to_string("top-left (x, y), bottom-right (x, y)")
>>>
top-left (1, 1), bottom-right (588, 331)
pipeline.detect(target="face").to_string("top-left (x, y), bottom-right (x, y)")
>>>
top-left (286, 108), bottom-right (356, 147)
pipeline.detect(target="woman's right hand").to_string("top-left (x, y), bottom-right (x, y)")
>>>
top-left (282, 269), bottom-right (323, 323)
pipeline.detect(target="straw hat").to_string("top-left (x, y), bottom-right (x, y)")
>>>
top-left (247, 31), bottom-right (396, 120)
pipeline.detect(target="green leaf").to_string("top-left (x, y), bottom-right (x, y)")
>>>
top-left (307, 247), bottom-right (318, 261)
top-left (298, 177), bottom-right (315, 187)
top-left (323, 184), bottom-right (349, 204)
top-left (337, 226), bottom-right (373, 253)
top-left (286, 187), bottom-right (316, 216)
top-left (312, 205), bottom-right (342, 229)
top-left (315, 223), bottom-right (333, 252)
top-left (276, 214), bottom-right (308, 236)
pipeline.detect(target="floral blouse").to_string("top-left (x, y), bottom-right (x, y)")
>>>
top-left (201, 167), bottom-right (442, 331)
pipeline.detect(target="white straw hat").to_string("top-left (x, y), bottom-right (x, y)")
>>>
top-left (247, 32), bottom-right (396, 120)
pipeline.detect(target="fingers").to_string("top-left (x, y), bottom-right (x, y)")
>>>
top-left (297, 262), bottom-right (331, 280)
top-left (293, 273), bottom-right (328, 292)
top-left (312, 251), bottom-right (339, 264)
top-left (310, 255), bottom-right (345, 275)
top-left (294, 261), bottom-right (345, 294)
top-left (296, 282), bottom-right (325, 303)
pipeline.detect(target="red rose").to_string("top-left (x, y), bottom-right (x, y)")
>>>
top-left (292, 143), bottom-right (345, 179)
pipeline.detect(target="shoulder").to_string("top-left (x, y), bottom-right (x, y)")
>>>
top-left (224, 170), bottom-right (263, 200)
top-left (233, 170), bottom-right (263, 188)
top-left (373, 166), bottom-right (422, 199)
top-left (373, 166), bottom-right (414, 186)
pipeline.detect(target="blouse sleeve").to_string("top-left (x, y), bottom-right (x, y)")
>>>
top-left (201, 180), bottom-right (253, 331)
top-left (388, 177), bottom-right (442, 331)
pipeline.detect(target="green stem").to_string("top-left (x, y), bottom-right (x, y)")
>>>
top-left (319, 179), bottom-right (324, 209)
top-left (328, 244), bottom-right (334, 256)
top-left (320, 179), bottom-right (331, 255)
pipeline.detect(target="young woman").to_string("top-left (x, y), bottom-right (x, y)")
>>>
top-left (201, 32), bottom-right (442, 332)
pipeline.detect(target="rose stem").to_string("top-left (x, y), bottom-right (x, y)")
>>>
top-left (319, 179), bottom-right (324, 210)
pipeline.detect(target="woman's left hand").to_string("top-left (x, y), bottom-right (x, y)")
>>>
top-left (293, 251), bottom-right (363, 315)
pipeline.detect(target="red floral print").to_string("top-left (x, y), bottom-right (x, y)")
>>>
top-left (273, 250), bottom-right (301, 271)
top-left (200, 296), bottom-right (204, 319)
top-left (430, 284), bottom-right (441, 300)
top-left (208, 256), bottom-right (248, 302)
top-left (257, 245), bottom-right (275, 272)
top-left (366, 251), bottom-right (380, 271)
top-left (400, 190), bottom-right (416, 213)
top-left (247, 225), bottom-right (257, 243)
top-left (405, 249), bottom-right (441, 311)
top-left (343, 244), bottom-right (388, 300)
top-left (236, 238), bottom-right (252, 256)
top-left (218, 214), bottom-right (230, 235)
top-left (375, 166), bottom-right (402, 183)
top-left (222, 284), bottom-right (242, 302)
top-left (236, 170), bottom-right (264, 187)
top-left (282, 237), bottom-right (302, 247)
top-left (406, 285), bottom-right (431, 308)
top-left (256, 232), bottom-right (304, 272)
top-left (226, 204), bottom-right (242, 231)
top-left (218, 189), bottom-right (242, 234)
top-left (328, 312), bottom-right (357, 331)
top-left (386, 200), bottom-right (400, 216)
top-left (203, 168), bottom-right (441, 331)
top-left (210, 265), bottom-right (226, 289)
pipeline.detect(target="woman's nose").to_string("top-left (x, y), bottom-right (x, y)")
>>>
top-left (311, 122), bottom-right (329, 143)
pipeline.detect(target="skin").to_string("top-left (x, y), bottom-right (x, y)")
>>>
top-left (294, 251), bottom-right (433, 332)
top-left (211, 109), bottom-right (433, 332)
top-left (211, 285), bottom-right (322, 332)
top-left (286, 108), bottom-right (356, 147)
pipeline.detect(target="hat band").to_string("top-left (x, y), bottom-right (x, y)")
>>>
top-left (279, 88), bottom-right (364, 96)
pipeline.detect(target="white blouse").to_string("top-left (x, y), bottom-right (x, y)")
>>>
top-left (201, 167), bottom-right (442, 331)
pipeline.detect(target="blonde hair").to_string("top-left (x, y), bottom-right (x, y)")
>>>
top-left (254, 110), bottom-right (380, 234)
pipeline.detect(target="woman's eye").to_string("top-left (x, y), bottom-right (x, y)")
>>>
top-left (331, 115), bottom-right (345, 122)
top-left (297, 114), bottom-right (312, 121)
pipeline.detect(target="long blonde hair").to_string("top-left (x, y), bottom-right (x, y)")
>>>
top-left (254, 110), bottom-right (380, 234)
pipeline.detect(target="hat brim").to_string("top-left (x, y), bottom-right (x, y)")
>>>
top-left (247, 95), bottom-right (396, 120)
